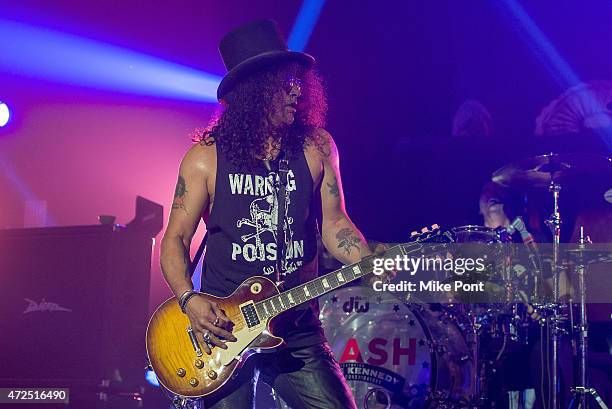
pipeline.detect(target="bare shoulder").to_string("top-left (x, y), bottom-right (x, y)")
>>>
top-left (180, 141), bottom-right (217, 177)
top-left (305, 127), bottom-right (339, 163)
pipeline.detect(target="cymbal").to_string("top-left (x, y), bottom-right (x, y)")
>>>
top-left (565, 246), bottom-right (612, 265)
top-left (492, 153), bottom-right (612, 189)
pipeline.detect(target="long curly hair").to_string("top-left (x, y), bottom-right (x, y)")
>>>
top-left (195, 61), bottom-right (327, 169)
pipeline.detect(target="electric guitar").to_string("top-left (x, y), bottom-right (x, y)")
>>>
top-left (145, 226), bottom-right (452, 398)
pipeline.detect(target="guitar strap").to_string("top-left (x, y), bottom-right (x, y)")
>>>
top-left (188, 232), bottom-right (208, 278)
top-left (189, 149), bottom-right (288, 283)
top-left (275, 149), bottom-right (289, 286)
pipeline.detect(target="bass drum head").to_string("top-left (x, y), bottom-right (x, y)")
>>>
top-left (319, 286), bottom-right (474, 409)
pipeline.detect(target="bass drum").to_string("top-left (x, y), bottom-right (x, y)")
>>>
top-left (318, 286), bottom-right (475, 409)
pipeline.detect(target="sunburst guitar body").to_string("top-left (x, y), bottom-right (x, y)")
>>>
top-left (146, 276), bottom-right (282, 397)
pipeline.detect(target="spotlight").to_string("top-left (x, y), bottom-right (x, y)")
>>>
top-left (288, 0), bottom-right (326, 51)
top-left (0, 102), bottom-right (10, 127)
top-left (0, 20), bottom-right (221, 102)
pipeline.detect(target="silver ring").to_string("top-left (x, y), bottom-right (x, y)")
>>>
top-left (213, 317), bottom-right (220, 327)
top-left (203, 331), bottom-right (212, 344)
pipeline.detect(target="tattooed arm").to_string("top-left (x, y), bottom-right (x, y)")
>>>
top-left (161, 144), bottom-right (234, 350)
top-left (160, 144), bottom-right (212, 299)
top-left (317, 129), bottom-right (372, 265)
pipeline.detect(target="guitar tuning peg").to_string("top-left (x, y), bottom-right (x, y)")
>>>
top-left (421, 227), bottom-right (429, 233)
top-left (431, 224), bottom-right (439, 230)
top-left (410, 231), bottom-right (418, 237)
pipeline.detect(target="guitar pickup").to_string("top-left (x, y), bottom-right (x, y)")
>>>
top-left (240, 302), bottom-right (260, 329)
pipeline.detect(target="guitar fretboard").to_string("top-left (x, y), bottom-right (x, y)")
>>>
top-left (253, 242), bottom-right (420, 321)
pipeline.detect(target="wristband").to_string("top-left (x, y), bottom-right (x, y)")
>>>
top-left (177, 289), bottom-right (193, 304)
top-left (179, 290), bottom-right (198, 313)
top-left (178, 290), bottom-right (195, 310)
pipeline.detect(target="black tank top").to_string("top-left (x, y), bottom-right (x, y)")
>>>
top-left (202, 144), bottom-right (324, 347)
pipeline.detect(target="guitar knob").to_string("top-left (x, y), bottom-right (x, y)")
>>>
top-left (194, 359), bottom-right (204, 369)
top-left (176, 368), bottom-right (186, 377)
top-left (207, 370), bottom-right (218, 380)
top-left (431, 224), bottom-right (439, 230)
top-left (410, 231), bottom-right (418, 237)
top-left (421, 227), bottom-right (429, 233)
top-left (189, 378), bottom-right (199, 387)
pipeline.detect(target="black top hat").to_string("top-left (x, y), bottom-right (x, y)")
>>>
top-left (217, 19), bottom-right (315, 100)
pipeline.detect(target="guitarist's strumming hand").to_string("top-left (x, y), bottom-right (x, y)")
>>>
top-left (184, 295), bottom-right (237, 355)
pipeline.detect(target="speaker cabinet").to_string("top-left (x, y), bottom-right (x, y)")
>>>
top-left (0, 224), bottom-right (154, 407)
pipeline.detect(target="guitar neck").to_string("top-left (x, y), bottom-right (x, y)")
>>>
top-left (252, 242), bottom-right (418, 321)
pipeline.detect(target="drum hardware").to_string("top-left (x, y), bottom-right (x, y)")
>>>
top-left (315, 152), bottom-right (610, 407)
top-left (546, 180), bottom-right (563, 409)
top-left (290, 165), bottom-right (609, 409)
top-left (566, 227), bottom-right (609, 409)
top-left (441, 224), bottom-right (530, 407)
top-left (468, 310), bottom-right (485, 406)
top-left (492, 152), bottom-right (612, 409)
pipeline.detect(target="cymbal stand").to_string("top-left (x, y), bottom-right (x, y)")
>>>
top-left (467, 309), bottom-right (486, 409)
top-left (544, 181), bottom-right (562, 409)
top-left (567, 227), bottom-right (609, 409)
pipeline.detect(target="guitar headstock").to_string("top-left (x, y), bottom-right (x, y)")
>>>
top-left (408, 224), bottom-right (455, 244)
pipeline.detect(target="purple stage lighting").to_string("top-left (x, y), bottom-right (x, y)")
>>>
top-left (497, 0), bottom-right (612, 150)
top-left (0, 102), bottom-right (9, 127)
top-left (288, 0), bottom-right (326, 51)
top-left (0, 19), bottom-right (221, 102)
top-left (496, 0), bottom-right (580, 89)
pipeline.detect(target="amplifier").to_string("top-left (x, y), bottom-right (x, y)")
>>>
top-left (0, 223), bottom-right (155, 407)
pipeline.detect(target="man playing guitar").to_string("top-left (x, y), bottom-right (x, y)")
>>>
top-left (160, 20), bottom-right (371, 408)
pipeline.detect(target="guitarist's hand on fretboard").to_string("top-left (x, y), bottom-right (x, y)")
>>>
top-left (184, 295), bottom-right (237, 354)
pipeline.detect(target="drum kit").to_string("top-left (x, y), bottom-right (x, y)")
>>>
top-left (317, 153), bottom-right (612, 409)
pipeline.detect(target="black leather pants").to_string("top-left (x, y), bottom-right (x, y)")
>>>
top-left (202, 342), bottom-right (357, 409)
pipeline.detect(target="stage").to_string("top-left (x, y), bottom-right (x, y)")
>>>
top-left (1, 1), bottom-right (611, 408)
